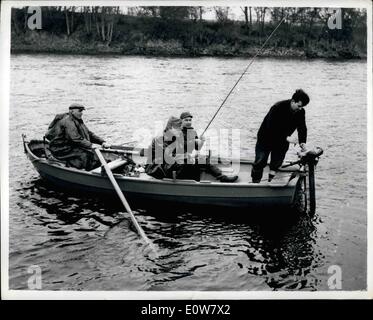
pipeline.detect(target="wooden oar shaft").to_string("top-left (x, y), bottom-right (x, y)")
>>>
top-left (100, 148), bottom-right (140, 155)
top-left (94, 148), bottom-right (154, 249)
top-left (110, 142), bottom-right (137, 149)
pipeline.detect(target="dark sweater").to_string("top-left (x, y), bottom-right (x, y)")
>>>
top-left (181, 127), bottom-right (199, 154)
top-left (257, 99), bottom-right (307, 148)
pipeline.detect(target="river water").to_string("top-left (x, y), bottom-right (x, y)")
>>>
top-left (7, 54), bottom-right (367, 292)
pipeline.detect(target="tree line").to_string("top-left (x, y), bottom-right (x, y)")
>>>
top-left (11, 6), bottom-right (367, 58)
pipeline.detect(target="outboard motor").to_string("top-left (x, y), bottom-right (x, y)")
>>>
top-left (298, 147), bottom-right (324, 215)
top-left (298, 147), bottom-right (323, 166)
top-left (282, 146), bottom-right (323, 215)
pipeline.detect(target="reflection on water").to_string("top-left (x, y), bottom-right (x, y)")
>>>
top-left (8, 54), bottom-right (367, 291)
top-left (11, 176), bottom-right (321, 291)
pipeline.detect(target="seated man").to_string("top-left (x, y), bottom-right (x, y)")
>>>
top-left (146, 114), bottom-right (238, 182)
top-left (251, 89), bottom-right (310, 183)
top-left (176, 111), bottom-right (238, 182)
top-left (146, 116), bottom-right (183, 179)
top-left (163, 115), bottom-right (200, 180)
top-left (46, 103), bottom-right (110, 170)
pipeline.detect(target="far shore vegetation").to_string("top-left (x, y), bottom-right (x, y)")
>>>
top-left (11, 6), bottom-right (367, 59)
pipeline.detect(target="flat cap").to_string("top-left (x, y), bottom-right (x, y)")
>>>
top-left (180, 111), bottom-right (193, 119)
top-left (69, 103), bottom-right (86, 110)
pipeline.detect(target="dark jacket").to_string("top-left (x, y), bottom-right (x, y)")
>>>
top-left (181, 127), bottom-right (199, 155)
top-left (47, 113), bottom-right (104, 157)
top-left (45, 113), bottom-right (69, 141)
top-left (146, 128), bottom-right (198, 178)
top-left (145, 132), bottom-right (179, 179)
top-left (147, 135), bottom-right (165, 165)
top-left (257, 99), bottom-right (307, 148)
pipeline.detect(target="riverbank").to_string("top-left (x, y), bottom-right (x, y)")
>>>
top-left (11, 30), bottom-right (366, 59)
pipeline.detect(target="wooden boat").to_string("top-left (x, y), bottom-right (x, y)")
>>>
top-left (22, 135), bottom-right (321, 210)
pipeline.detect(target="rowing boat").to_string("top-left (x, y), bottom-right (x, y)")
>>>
top-left (22, 135), bottom-right (316, 210)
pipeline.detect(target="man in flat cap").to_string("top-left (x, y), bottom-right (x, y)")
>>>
top-left (175, 111), bottom-right (238, 182)
top-left (46, 103), bottom-right (111, 170)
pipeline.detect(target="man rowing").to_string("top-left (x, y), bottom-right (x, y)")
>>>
top-left (251, 89), bottom-right (310, 183)
top-left (45, 103), bottom-right (111, 170)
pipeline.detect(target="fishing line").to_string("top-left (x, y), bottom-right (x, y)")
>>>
top-left (202, 16), bottom-right (287, 136)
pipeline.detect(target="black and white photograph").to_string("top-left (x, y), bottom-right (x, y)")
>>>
top-left (1, 0), bottom-right (372, 299)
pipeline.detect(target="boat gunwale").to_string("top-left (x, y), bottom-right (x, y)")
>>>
top-left (25, 139), bottom-right (300, 189)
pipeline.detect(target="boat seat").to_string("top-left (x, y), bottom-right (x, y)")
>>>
top-left (90, 158), bottom-right (128, 174)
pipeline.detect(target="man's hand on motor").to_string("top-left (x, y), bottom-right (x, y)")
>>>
top-left (300, 143), bottom-right (307, 152)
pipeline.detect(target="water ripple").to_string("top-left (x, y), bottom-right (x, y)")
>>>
top-left (8, 55), bottom-right (367, 291)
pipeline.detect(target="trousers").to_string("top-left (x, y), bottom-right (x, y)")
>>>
top-left (251, 142), bottom-right (289, 182)
top-left (165, 163), bottom-right (222, 181)
top-left (51, 147), bottom-right (100, 171)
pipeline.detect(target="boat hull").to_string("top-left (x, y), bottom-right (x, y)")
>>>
top-left (24, 139), bottom-right (302, 209)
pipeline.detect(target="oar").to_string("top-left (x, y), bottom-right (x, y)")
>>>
top-left (110, 140), bottom-right (138, 149)
top-left (102, 147), bottom-right (139, 154)
top-left (100, 147), bottom-right (146, 158)
top-left (94, 148), bottom-right (158, 256)
top-left (120, 140), bottom-right (138, 145)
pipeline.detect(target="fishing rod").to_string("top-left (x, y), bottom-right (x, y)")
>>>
top-left (201, 16), bottom-right (287, 137)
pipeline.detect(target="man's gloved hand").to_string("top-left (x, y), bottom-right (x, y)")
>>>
top-left (187, 154), bottom-right (196, 164)
top-left (197, 136), bottom-right (206, 147)
top-left (102, 142), bottom-right (111, 149)
top-left (299, 143), bottom-right (307, 152)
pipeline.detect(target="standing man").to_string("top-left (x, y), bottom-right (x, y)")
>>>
top-left (179, 111), bottom-right (238, 182)
top-left (46, 103), bottom-right (111, 170)
top-left (251, 89), bottom-right (310, 183)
